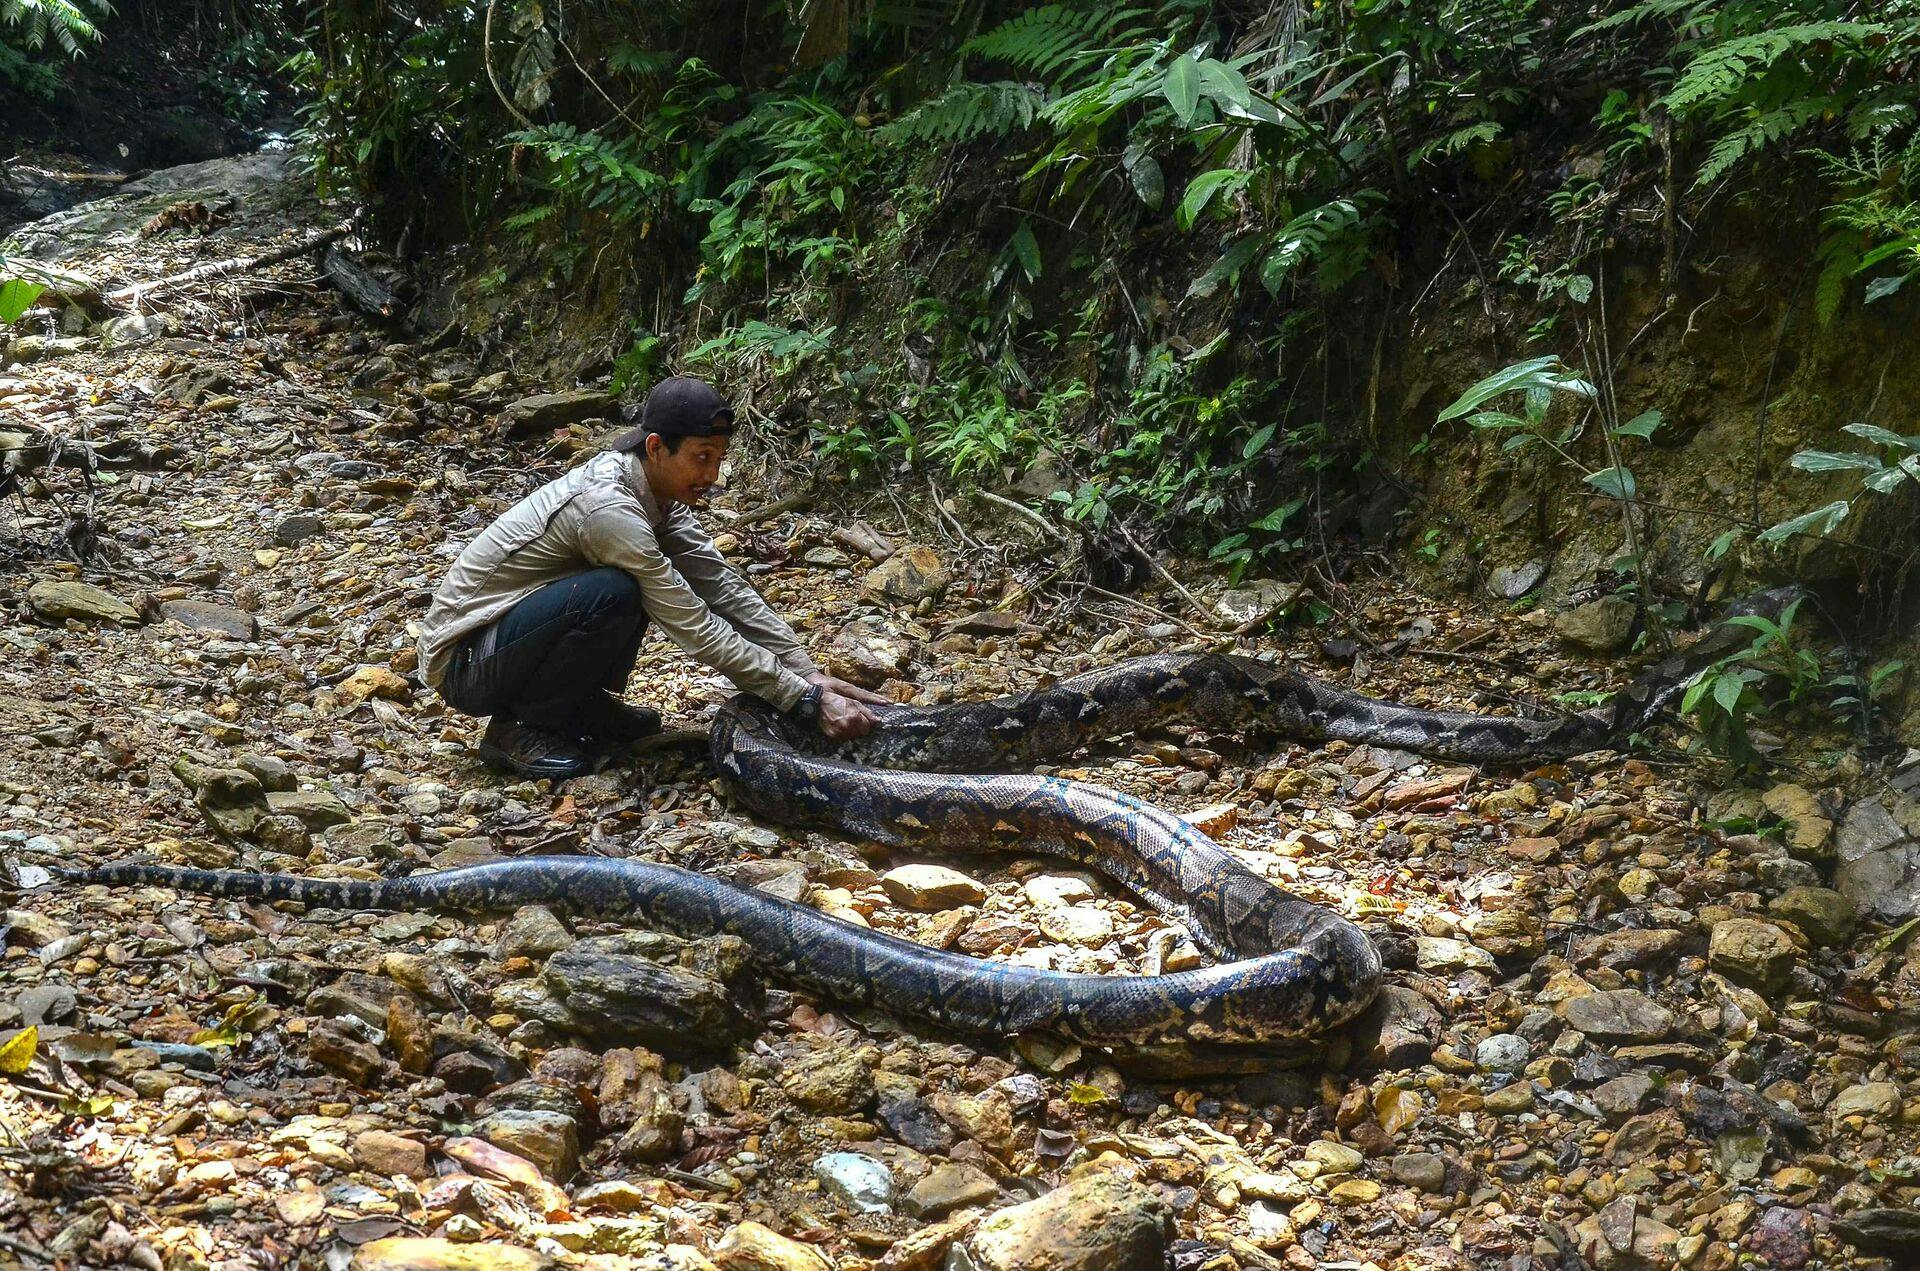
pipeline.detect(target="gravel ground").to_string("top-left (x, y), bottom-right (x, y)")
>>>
top-left (2, 155), bottom-right (1917, 1271)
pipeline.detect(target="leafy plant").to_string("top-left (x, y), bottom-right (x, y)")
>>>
top-left (1761, 423), bottom-right (1920, 544)
top-left (1680, 596), bottom-right (1821, 761)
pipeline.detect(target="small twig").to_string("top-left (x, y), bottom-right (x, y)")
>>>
top-left (105, 226), bottom-right (351, 309)
top-left (1078, 584), bottom-right (1212, 640)
top-left (736, 492), bottom-right (811, 527)
top-left (0, 1231), bottom-right (53, 1263)
top-left (483, 0), bottom-right (535, 130)
top-left (1108, 516), bottom-right (1209, 622)
top-left (974, 490), bottom-right (1069, 543)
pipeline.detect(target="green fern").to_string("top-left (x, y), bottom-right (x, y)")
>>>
top-left (1, 0), bottom-right (111, 56)
top-left (879, 81), bottom-right (1047, 144)
top-left (1664, 22), bottom-right (1888, 114)
top-left (1694, 96), bottom-right (1828, 185)
top-left (961, 3), bottom-right (1153, 82)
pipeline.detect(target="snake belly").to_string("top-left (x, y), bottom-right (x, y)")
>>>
top-left (52, 591), bottom-right (1792, 1048)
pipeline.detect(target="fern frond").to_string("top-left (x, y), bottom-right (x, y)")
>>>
top-left (962, 3), bottom-right (1153, 82)
top-left (1664, 22), bottom-right (1888, 114)
top-left (1694, 97), bottom-right (1827, 185)
top-left (878, 80), bottom-right (1047, 143)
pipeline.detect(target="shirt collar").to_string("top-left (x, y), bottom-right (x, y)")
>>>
top-left (619, 450), bottom-right (667, 526)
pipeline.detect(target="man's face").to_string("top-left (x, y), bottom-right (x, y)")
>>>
top-left (645, 431), bottom-right (732, 506)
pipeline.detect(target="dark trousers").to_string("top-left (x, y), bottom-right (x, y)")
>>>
top-left (440, 568), bottom-right (647, 733)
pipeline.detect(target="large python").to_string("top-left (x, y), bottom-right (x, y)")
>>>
top-left (50, 591), bottom-right (1788, 1051)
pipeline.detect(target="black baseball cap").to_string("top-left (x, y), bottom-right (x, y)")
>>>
top-left (609, 377), bottom-right (735, 451)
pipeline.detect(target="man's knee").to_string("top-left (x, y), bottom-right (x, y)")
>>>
top-left (580, 567), bottom-right (643, 617)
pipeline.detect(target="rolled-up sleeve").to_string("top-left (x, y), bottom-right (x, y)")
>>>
top-left (580, 505), bottom-right (812, 710)
top-left (660, 507), bottom-right (822, 677)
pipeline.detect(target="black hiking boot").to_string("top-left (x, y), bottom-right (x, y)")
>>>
top-left (580, 696), bottom-right (664, 748)
top-left (477, 716), bottom-right (594, 780)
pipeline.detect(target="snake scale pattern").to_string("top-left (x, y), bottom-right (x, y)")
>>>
top-left (52, 592), bottom-right (1787, 1050)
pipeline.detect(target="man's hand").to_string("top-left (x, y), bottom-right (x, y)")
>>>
top-left (806, 671), bottom-right (890, 706)
top-left (817, 689), bottom-right (876, 741)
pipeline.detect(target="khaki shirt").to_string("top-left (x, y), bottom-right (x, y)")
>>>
top-left (417, 450), bottom-right (818, 710)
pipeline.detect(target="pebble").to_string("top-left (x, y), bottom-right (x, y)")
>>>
top-left (1390, 1152), bottom-right (1448, 1192)
top-left (906, 1160), bottom-right (998, 1217)
top-left (712, 1221), bottom-right (832, 1271)
top-left (1708, 918), bottom-right (1796, 992)
top-left (970, 1172), bottom-right (1171, 1271)
top-left (1558, 989), bottom-right (1675, 1042)
top-left (781, 1048), bottom-right (875, 1114)
top-left (880, 864), bottom-right (986, 910)
top-left (813, 1151), bottom-right (894, 1214)
top-left (1475, 1033), bottom-right (1530, 1073)
top-left (351, 1238), bottom-right (552, 1270)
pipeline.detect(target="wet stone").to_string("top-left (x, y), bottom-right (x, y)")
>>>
top-left (1559, 990), bottom-right (1675, 1043)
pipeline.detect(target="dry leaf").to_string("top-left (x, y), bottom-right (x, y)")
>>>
top-left (0, 1026), bottom-right (39, 1075)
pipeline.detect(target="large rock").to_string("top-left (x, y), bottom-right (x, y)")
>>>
top-left (780, 1047), bottom-right (875, 1114)
top-left (1762, 783), bottom-right (1834, 858)
top-left (1573, 1196), bottom-right (1679, 1269)
top-left (711, 1221), bottom-right (832, 1271)
top-left (1708, 919), bottom-right (1796, 993)
top-left (501, 389), bottom-right (616, 435)
top-left (881, 864), bottom-right (986, 911)
top-left (353, 1237), bottom-right (552, 1271)
top-left (158, 599), bottom-right (258, 640)
top-left (827, 620), bottom-right (912, 688)
top-left (1558, 990), bottom-right (1675, 1043)
top-left (476, 1109), bottom-right (579, 1181)
top-left (1555, 596), bottom-right (1637, 654)
top-left (542, 932), bottom-right (760, 1055)
top-left (27, 580), bottom-right (140, 625)
top-left (1766, 887), bottom-right (1856, 946)
top-left (1835, 1208), bottom-right (1920, 1257)
top-left (1350, 985), bottom-right (1443, 1069)
top-left (906, 1161), bottom-right (999, 1217)
top-left (969, 1172), bottom-right (1172, 1271)
top-left (863, 545), bottom-right (952, 604)
top-left (1834, 797), bottom-right (1920, 921)
top-left (171, 751), bottom-right (268, 839)
top-left (266, 789), bottom-right (353, 829)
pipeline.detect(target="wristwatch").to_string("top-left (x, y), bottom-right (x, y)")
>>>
top-left (795, 684), bottom-right (824, 720)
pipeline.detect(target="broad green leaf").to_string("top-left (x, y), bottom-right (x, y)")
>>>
top-left (1176, 168), bottom-right (1249, 231)
top-left (1864, 274), bottom-right (1908, 304)
top-left (1164, 54), bottom-right (1202, 126)
top-left (1251, 497), bottom-right (1304, 531)
top-left (1758, 500), bottom-right (1851, 543)
top-left (1842, 422), bottom-right (1919, 451)
top-left (1612, 410), bottom-right (1663, 440)
top-left (1681, 674), bottom-right (1711, 714)
top-left (1438, 356), bottom-right (1579, 423)
top-left (0, 1026), bottom-right (36, 1075)
top-left (0, 279), bottom-right (44, 324)
top-left (1195, 58), bottom-right (1251, 112)
top-left (1712, 671), bottom-right (1744, 716)
top-left (1789, 449), bottom-right (1881, 472)
top-left (1705, 529), bottom-right (1739, 562)
top-left (1467, 411), bottom-right (1533, 430)
top-left (1241, 423), bottom-right (1277, 460)
top-left (1865, 455), bottom-right (1920, 492)
top-left (1186, 234), bottom-right (1261, 299)
top-left (1123, 144), bottom-right (1164, 209)
top-left (1584, 466), bottom-right (1636, 499)
top-left (1009, 220), bottom-right (1041, 282)
top-left (1565, 274), bottom-right (1594, 304)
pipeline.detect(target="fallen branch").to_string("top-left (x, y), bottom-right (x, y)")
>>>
top-left (1109, 515), bottom-right (1211, 625)
top-left (321, 245), bottom-right (399, 319)
top-left (975, 489), bottom-right (1070, 543)
top-left (105, 225), bottom-right (351, 309)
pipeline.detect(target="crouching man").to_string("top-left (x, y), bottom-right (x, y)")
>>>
top-left (417, 376), bottom-right (885, 779)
